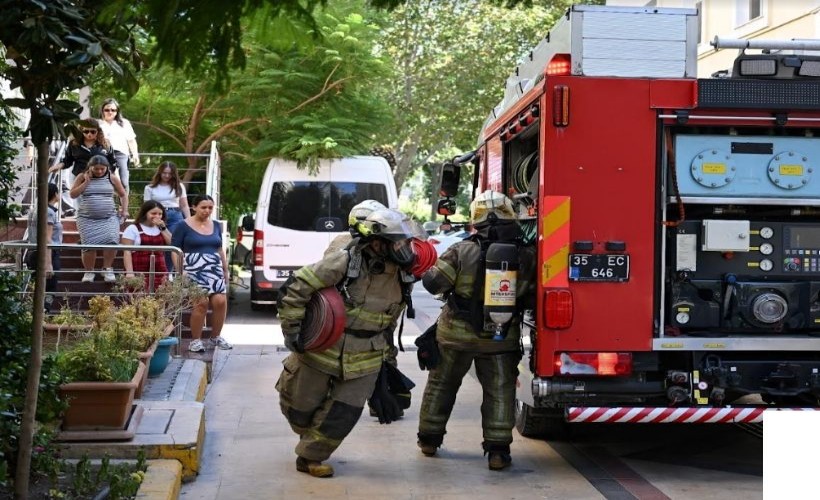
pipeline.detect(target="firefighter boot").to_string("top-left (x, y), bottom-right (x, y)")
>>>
top-left (296, 456), bottom-right (334, 478)
top-left (483, 442), bottom-right (512, 471)
top-left (417, 432), bottom-right (444, 457)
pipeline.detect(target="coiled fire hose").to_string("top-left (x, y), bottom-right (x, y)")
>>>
top-left (300, 287), bottom-right (346, 352)
top-left (409, 238), bottom-right (438, 278)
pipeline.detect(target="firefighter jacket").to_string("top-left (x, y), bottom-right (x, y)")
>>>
top-left (423, 239), bottom-right (536, 353)
top-left (279, 247), bottom-right (406, 379)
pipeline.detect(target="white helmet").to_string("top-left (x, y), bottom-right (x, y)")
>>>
top-left (348, 199), bottom-right (386, 229)
top-left (358, 208), bottom-right (427, 242)
top-left (469, 190), bottom-right (517, 225)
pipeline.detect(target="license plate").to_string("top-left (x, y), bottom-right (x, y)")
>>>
top-left (275, 269), bottom-right (293, 278)
top-left (569, 254), bottom-right (630, 282)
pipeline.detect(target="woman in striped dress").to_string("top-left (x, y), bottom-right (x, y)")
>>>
top-left (70, 155), bottom-right (128, 283)
top-left (171, 194), bottom-right (232, 353)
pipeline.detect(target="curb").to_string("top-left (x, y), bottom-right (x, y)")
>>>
top-left (136, 460), bottom-right (182, 500)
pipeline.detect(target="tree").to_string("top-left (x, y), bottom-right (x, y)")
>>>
top-left (94, 3), bottom-right (392, 219)
top-left (0, 1), bottom-right (138, 496)
top-left (104, 0), bottom-right (540, 88)
top-left (375, 0), bottom-right (574, 190)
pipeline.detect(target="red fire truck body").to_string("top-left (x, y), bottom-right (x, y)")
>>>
top-left (462, 5), bottom-right (820, 435)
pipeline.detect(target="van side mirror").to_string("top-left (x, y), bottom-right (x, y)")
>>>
top-left (439, 162), bottom-right (461, 198)
top-left (437, 198), bottom-right (456, 216)
top-left (242, 214), bottom-right (255, 232)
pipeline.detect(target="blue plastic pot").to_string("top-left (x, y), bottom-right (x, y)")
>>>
top-left (148, 336), bottom-right (179, 377)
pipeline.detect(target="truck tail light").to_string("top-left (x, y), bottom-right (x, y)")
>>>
top-left (554, 352), bottom-right (633, 376)
top-left (547, 53), bottom-right (571, 76)
top-left (544, 289), bottom-right (573, 328)
top-left (253, 229), bottom-right (264, 266)
top-left (553, 85), bottom-right (569, 127)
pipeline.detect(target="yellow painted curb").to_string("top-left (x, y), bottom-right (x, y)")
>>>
top-left (136, 460), bottom-right (182, 500)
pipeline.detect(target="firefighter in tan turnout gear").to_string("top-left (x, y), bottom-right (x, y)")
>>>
top-left (276, 207), bottom-right (434, 478)
top-left (417, 190), bottom-right (536, 471)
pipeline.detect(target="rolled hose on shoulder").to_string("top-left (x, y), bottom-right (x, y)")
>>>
top-left (409, 238), bottom-right (437, 278)
top-left (300, 287), bottom-right (346, 352)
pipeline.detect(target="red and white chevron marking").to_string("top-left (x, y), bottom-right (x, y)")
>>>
top-left (566, 406), bottom-right (818, 424)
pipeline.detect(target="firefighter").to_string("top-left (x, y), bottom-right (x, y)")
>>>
top-left (322, 199), bottom-right (409, 418)
top-left (276, 208), bottom-right (432, 478)
top-left (417, 190), bottom-right (536, 471)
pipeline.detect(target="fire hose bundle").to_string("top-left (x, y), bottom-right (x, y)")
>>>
top-left (409, 238), bottom-right (437, 278)
top-left (299, 287), bottom-right (346, 352)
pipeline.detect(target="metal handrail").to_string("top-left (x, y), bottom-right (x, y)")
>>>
top-left (1, 240), bottom-right (189, 349)
top-left (0, 241), bottom-right (182, 290)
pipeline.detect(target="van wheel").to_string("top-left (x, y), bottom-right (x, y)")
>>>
top-left (514, 400), bottom-right (571, 440)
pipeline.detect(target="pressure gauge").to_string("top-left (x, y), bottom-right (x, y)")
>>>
top-left (760, 259), bottom-right (774, 272)
top-left (760, 227), bottom-right (774, 239)
top-left (760, 243), bottom-right (774, 255)
top-left (675, 312), bottom-right (690, 324)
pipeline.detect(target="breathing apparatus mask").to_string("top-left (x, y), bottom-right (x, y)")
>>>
top-left (357, 209), bottom-right (436, 277)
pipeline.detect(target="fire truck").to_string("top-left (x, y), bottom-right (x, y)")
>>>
top-left (436, 4), bottom-right (820, 438)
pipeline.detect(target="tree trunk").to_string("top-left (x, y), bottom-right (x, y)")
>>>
top-left (15, 141), bottom-right (48, 499)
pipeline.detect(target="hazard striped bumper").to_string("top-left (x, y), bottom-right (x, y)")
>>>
top-left (566, 406), bottom-right (819, 424)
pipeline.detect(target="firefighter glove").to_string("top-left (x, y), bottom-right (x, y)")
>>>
top-left (415, 323), bottom-right (440, 370)
top-left (384, 362), bottom-right (415, 410)
top-left (368, 363), bottom-right (402, 424)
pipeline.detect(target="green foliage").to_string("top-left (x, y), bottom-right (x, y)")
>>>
top-left (0, 272), bottom-right (65, 489)
top-left (0, 103), bottom-right (23, 221)
top-left (376, 0), bottom-right (574, 187)
top-left (0, 0), bottom-right (141, 143)
top-left (55, 340), bottom-right (138, 383)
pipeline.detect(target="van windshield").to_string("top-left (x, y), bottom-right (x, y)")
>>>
top-left (267, 181), bottom-right (389, 232)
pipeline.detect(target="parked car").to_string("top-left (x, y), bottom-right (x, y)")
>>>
top-left (428, 229), bottom-right (471, 256)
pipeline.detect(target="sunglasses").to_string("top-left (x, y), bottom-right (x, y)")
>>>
top-left (103, 108), bottom-right (118, 113)
top-left (81, 129), bottom-right (98, 135)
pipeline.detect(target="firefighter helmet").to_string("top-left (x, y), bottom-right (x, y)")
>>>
top-left (348, 199), bottom-right (387, 231)
top-left (470, 190), bottom-right (517, 225)
top-left (357, 208), bottom-right (427, 242)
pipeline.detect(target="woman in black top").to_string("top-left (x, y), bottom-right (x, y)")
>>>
top-left (48, 119), bottom-right (118, 176)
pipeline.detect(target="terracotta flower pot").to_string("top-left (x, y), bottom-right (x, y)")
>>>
top-left (59, 362), bottom-right (146, 431)
top-left (136, 341), bottom-right (158, 398)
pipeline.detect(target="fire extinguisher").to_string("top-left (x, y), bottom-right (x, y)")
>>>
top-left (483, 243), bottom-right (519, 341)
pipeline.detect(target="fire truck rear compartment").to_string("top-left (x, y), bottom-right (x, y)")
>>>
top-left (532, 351), bottom-right (820, 407)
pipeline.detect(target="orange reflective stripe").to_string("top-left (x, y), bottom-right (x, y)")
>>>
top-left (541, 196), bottom-right (570, 287)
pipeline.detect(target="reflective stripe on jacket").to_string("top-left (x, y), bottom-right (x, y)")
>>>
top-left (279, 245), bottom-right (406, 378)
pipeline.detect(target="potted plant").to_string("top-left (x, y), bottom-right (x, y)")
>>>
top-left (54, 334), bottom-right (145, 431)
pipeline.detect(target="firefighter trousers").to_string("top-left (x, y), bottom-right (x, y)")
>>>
top-left (418, 346), bottom-right (521, 446)
top-left (276, 354), bottom-right (379, 462)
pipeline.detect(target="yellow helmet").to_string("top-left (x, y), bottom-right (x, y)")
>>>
top-left (469, 190), bottom-right (517, 225)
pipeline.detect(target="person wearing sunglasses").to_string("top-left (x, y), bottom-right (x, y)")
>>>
top-left (98, 98), bottom-right (140, 193)
top-left (48, 119), bottom-right (118, 178)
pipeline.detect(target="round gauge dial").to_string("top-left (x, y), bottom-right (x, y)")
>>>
top-left (760, 243), bottom-right (774, 255)
top-left (675, 312), bottom-right (690, 324)
top-left (760, 227), bottom-right (774, 239)
top-left (760, 259), bottom-right (774, 272)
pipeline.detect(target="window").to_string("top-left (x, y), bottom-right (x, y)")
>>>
top-left (736, 0), bottom-right (762, 27)
top-left (267, 181), bottom-right (388, 231)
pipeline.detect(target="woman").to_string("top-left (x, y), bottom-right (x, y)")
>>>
top-left (70, 155), bottom-right (128, 283)
top-left (98, 98), bottom-right (140, 193)
top-left (122, 200), bottom-right (172, 291)
top-left (26, 183), bottom-right (63, 312)
top-left (144, 161), bottom-right (189, 271)
top-left (171, 194), bottom-right (232, 353)
top-left (48, 120), bottom-right (118, 217)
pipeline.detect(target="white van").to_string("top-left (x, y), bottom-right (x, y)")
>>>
top-left (247, 156), bottom-right (398, 312)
